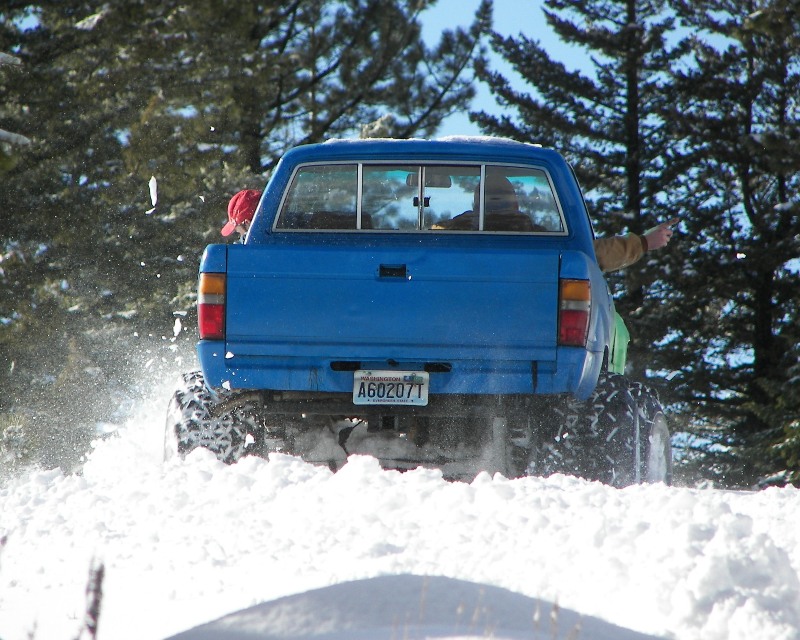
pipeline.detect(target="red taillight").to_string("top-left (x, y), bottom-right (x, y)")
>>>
top-left (198, 273), bottom-right (225, 340)
top-left (558, 279), bottom-right (590, 347)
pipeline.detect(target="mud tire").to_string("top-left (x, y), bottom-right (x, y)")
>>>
top-left (165, 370), bottom-right (262, 464)
top-left (538, 372), bottom-right (642, 487)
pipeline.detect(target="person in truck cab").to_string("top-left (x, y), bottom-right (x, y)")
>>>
top-left (436, 171), bottom-right (677, 257)
top-left (593, 218), bottom-right (677, 272)
top-left (432, 173), bottom-right (537, 231)
top-left (220, 189), bottom-right (262, 240)
top-left (474, 170), bottom-right (679, 256)
top-left (473, 167), bottom-right (677, 270)
top-left (477, 169), bottom-right (676, 270)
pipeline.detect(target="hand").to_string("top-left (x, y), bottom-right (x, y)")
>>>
top-left (644, 217), bottom-right (678, 251)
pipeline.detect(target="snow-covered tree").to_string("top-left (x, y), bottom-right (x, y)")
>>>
top-left (661, 0), bottom-right (800, 486)
top-left (473, 0), bottom-right (800, 487)
top-left (0, 0), bottom-right (489, 473)
top-left (471, 0), bottom-right (686, 382)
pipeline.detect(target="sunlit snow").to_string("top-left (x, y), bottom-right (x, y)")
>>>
top-left (146, 175), bottom-right (158, 214)
top-left (1, 382), bottom-right (800, 640)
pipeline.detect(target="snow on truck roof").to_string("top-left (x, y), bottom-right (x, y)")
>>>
top-left (320, 135), bottom-right (543, 148)
top-left (321, 134), bottom-right (542, 146)
top-left (288, 136), bottom-right (558, 164)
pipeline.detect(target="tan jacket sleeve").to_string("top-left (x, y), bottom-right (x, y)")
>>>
top-left (593, 234), bottom-right (648, 272)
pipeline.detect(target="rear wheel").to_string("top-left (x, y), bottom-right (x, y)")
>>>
top-left (630, 382), bottom-right (673, 484)
top-left (537, 372), bottom-right (642, 487)
top-left (165, 371), bottom-right (266, 464)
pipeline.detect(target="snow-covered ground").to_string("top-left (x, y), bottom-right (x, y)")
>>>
top-left (2, 382), bottom-right (800, 640)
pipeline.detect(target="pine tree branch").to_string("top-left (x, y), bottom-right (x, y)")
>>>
top-left (0, 51), bottom-right (22, 66)
top-left (0, 128), bottom-right (31, 146)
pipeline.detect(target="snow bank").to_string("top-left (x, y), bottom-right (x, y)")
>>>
top-left (1, 400), bottom-right (800, 640)
top-left (167, 574), bottom-right (661, 640)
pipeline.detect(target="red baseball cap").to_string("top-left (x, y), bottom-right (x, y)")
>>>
top-left (221, 189), bottom-right (262, 236)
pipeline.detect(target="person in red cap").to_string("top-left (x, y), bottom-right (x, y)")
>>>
top-left (221, 189), bottom-right (262, 239)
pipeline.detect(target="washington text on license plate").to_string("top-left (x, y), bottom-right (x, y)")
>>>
top-left (352, 370), bottom-right (429, 406)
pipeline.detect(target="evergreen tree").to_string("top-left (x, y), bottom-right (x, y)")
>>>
top-left (471, 0), bottom-right (687, 382)
top-left (473, 0), bottom-right (800, 487)
top-left (661, 0), bottom-right (800, 486)
top-left (0, 0), bottom-right (488, 472)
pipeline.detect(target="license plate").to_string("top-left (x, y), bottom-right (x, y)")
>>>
top-left (352, 370), bottom-right (429, 406)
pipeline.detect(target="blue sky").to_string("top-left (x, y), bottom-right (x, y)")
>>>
top-left (422, 0), bottom-right (591, 137)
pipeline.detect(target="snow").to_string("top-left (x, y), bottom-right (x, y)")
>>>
top-left (168, 575), bottom-right (656, 640)
top-left (75, 8), bottom-right (109, 31)
top-left (0, 52), bottom-right (23, 67)
top-left (2, 384), bottom-right (800, 640)
top-left (320, 135), bottom-right (536, 147)
top-left (436, 135), bottom-right (541, 148)
top-left (146, 175), bottom-right (158, 214)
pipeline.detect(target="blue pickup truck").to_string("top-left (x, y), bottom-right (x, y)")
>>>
top-left (166, 137), bottom-right (672, 486)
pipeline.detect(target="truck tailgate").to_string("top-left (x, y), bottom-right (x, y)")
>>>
top-left (224, 243), bottom-right (559, 363)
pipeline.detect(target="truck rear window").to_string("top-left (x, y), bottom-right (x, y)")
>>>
top-left (275, 163), bottom-right (566, 233)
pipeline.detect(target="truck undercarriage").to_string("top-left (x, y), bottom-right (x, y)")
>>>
top-left (166, 370), bottom-right (672, 486)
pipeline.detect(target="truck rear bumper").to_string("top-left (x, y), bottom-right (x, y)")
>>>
top-left (197, 341), bottom-right (602, 400)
